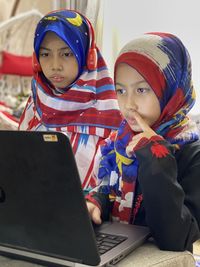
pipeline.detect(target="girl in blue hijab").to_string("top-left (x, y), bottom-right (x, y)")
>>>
top-left (19, 10), bottom-right (122, 188)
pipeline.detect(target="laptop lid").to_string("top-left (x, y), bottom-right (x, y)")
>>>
top-left (0, 130), bottom-right (150, 267)
top-left (0, 130), bottom-right (100, 266)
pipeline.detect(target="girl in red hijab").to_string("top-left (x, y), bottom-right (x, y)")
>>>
top-left (86, 32), bottom-right (200, 252)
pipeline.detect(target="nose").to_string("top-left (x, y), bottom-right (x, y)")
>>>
top-left (125, 95), bottom-right (137, 111)
top-left (51, 56), bottom-right (63, 71)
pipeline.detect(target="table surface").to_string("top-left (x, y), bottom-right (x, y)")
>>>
top-left (0, 241), bottom-right (196, 267)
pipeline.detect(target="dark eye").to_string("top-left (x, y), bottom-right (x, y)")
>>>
top-left (136, 88), bottom-right (149, 94)
top-left (116, 88), bottom-right (126, 95)
top-left (39, 52), bottom-right (49, 57)
top-left (63, 52), bottom-right (73, 57)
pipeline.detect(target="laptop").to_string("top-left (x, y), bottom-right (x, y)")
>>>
top-left (0, 130), bottom-right (150, 267)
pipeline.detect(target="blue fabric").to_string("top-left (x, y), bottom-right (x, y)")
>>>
top-left (97, 33), bottom-right (199, 207)
top-left (34, 10), bottom-right (89, 77)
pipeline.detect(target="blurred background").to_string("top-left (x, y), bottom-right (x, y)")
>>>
top-left (0, 0), bottom-right (199, 130)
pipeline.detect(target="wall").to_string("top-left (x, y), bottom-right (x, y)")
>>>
top-left (102, 0), bottom-right (200, 115)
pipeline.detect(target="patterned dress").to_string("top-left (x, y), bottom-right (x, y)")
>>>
top-left (19, 10), bottom-right (122, 188)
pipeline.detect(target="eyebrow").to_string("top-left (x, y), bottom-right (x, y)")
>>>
top-left (39, 46), bottom-right (70, 51)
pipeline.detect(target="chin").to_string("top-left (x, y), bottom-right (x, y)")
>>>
top-left (129, 124), bottom-right (142, 133)
top-left (132, 128), bottom-right (142, 133)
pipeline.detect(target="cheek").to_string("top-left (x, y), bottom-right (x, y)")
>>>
top-left (40, 60), bottom-right (48, 72)
top-left (147, 94), bottom-right (160, 113)
top-left (66, 59), bottom-right (78, 76)
top-left (152, 98), bottom-right (161, 116)
top-left (117, 101), bottom-right (126, 117)
top-left (149, 101), bottom-right (161, 123)
top-left (117, 97), bottom-right (123, 109)
top-left (71, 58), bottom-right (78, 69)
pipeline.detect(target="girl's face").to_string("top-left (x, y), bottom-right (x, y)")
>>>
top-left (115, 63), bottom-right (161, 132)
top-left (39, 32), bottom-right (79, 88)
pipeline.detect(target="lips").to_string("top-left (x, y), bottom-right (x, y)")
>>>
top-left (126, 116), bottom-right (137, 125)
top-left (50, 75), bottom-right (65, 83)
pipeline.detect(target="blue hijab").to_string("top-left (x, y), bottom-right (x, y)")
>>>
top-left (34, 9), bottom-right (89, 77)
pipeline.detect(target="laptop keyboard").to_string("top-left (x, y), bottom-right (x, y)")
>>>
top-left (95, 232), bottom-right (127, 255)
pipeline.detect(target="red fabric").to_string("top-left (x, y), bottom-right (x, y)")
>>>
top-left (85, 193), bottom-right (102, 212)
top-left (159, 88), bottom-right (185, 122)
top-left (151, 143), bottom-right (170, 158)
top-left (0, 51), bottom-right (33, 76)
top-left (114, 52), bottom-right (166, 100)
top-left (133, 135), bottom-right (164, 152)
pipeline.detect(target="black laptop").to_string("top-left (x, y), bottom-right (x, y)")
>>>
top-left (0, 130), bottom-right (150, 266)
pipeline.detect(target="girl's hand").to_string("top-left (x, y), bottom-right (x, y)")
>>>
top-left (126, 112), bottom-right (158, 157)
top-left (86, 201), bottom-right (102, 224)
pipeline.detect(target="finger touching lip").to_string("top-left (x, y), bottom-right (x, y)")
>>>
top-left (132, 112), bottom-right (150, 131)
top-left (126, 117), bottom-right (137, 125)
